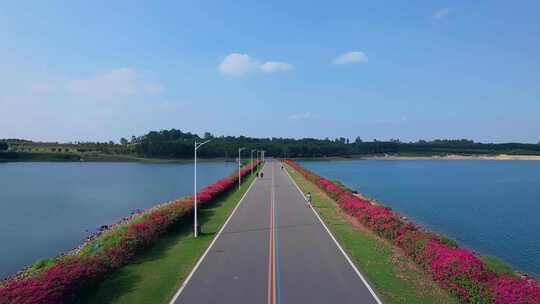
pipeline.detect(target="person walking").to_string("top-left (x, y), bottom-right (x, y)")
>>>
top-left (306, 192), bottom-right (312, 208)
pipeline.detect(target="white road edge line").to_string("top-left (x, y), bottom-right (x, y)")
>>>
top-left (283, 164), bottom-right (384, 304)
top-left (169, 165), bottom-right (262, 304)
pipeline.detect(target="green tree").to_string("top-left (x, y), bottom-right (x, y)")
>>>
top-left (0, 142), bottom-right (8, 151)
top-left (113, 128), bottom-right (540, 159)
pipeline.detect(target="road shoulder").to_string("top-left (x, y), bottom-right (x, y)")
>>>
top-left (284, 163), bottom-right (458, 304)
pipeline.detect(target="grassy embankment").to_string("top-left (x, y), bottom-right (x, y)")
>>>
top-left (77, 168), bottom-right (259, 304)
top-left (0, 152), bottom-right (81, 162)
top-left (0, 151), bottom-right (239, 163)
top-left (284, 163), bottom-right (458, 304)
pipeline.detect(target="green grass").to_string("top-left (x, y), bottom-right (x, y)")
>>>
top-left (78, 226), bottom-right (129, 257)
top-left (77, 171), bottom-right (257, 304)
top-left (285, 164), bottom-right (458, 304)
top-left (28, 257), bottom-right (58, 274)
top-left (483, 256), bottom-right (515, 276)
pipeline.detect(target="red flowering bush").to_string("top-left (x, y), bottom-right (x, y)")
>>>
top-left (418, 239), bottom-right (493, 302)
top-left (284, 160), bottom-right (540, 304)
top-left (0, 257), bottom-right (106, 304)
top-left (491, 275), bottom-right (540, 304)
top-left (0, 161), bottom-right (261, 304)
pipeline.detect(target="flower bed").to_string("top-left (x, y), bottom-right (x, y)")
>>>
top-left (0, 161), bottom-right (260, 304)
top-left (284, 160), bottom-right (540, 304)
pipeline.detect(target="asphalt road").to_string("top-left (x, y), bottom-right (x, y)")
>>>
top-left (172, 160), bottom-right (381, 304)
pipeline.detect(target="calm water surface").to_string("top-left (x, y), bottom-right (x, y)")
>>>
top-left (0, 161), bottom-right (236, 278)
top-left (300, 160), bottom-right (540, 277)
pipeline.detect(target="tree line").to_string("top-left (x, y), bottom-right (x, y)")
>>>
top-left (3, 129), bottom-right (540, 159)
top-left (124, 129), bottom-right (540, 158)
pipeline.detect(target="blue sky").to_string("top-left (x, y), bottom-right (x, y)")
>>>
top-left (1, 1), bottom-right (539, 143)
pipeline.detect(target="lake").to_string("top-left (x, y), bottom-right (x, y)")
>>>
top-left (0, 161), bottom-right (236, 278)
top-left (299, 160), bottom-right (540, 277)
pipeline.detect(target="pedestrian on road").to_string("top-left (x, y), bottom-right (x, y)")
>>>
top-left (260, 172), bottom-right (264, 178)
top-left (306, 192), bottom-right (312, 208)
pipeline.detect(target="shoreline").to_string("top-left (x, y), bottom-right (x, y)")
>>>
top-left (350, 192), bottom-right (535, 278)
top-left (297, 154), bottom-right (540, 161)
top-left (4, 152), bottom-right (540, 163)
top-left (284, 160), bottom-right (540, 303)
top-left (1, 162), bottom-right (260, 294)
top-left (298, 162), bottom-right (540, 280)
top-left (0, 153), bottom-right (237, 163)
top-left (367, 154), bottom-right (540, 160)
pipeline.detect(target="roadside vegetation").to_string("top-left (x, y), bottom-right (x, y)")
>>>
top-left (284, 160), bottom-right (540, 303)
top-left (77, 170), bottom-right (258, 304)
top-left (285, 163), bottom-right (458, 303)
top-left (0, 162), bottom-right (260, 304)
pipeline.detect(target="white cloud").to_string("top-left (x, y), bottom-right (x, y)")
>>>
top-left (30, 83), bottom-right (56, 94)
top-left (66, 68), bottom-right (139, 99)
top-left (143, 83), bottom-right (163, 94)
top-left (289, 112), bottom-right (318, 121)
top-left (431, 8), bottom-right (451, 20)
top-left (63, 68), bottom-right (163, 99)
top-left (260, 61), bottom-right (293, 73)
top-left (219, 53), bottom-right (293, 76)
top-left (332, 51), bottom-right (368, 65)
top-left (218, 53), bottom-right (258, 76)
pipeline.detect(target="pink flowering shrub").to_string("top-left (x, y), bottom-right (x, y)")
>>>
top-left (284, 160), bottom-right (540, 304)
top-left (418, 239), bottom-right (494, 302)
top-left (0, 257), bottom-right (106, 304)
top-left (0, 161), bottom-right (261, 304)
top-left (491, 275), bottom-right (540, 304)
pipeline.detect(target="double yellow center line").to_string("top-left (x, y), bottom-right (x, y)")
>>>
top-left (267, 163), bottom-right (279, 304)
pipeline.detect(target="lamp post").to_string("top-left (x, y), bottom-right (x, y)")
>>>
top-left (251, 149), bottom-right (256, 174)
top-left (193, 139), bottom-right (211, 238)
top-left (238, 147), bottom-right (245, 189)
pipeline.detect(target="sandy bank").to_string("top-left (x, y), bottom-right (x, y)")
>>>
top-left (365, 154), bottom-right (540, 160)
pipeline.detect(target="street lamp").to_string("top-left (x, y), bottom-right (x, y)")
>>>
top-left (251, 149), bottom-right (256, 174)
top-left (193, 139), bottom-right (211, 238)
top-left (238, 147), bottom-right (245, 189)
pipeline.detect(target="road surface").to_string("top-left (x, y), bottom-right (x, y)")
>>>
top-left (171, 160), bottom-right (381, 304)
